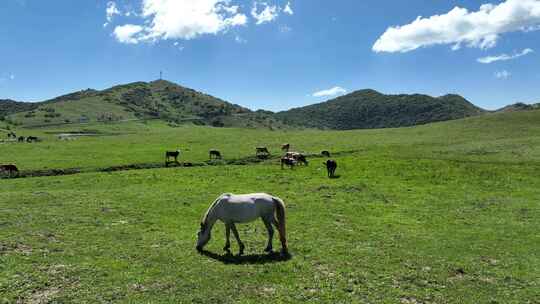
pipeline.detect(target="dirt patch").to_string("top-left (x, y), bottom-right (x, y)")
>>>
top-left (28, 287), bottom-right (60, 304)
top-left (0, 242), bottom-right (33, 256)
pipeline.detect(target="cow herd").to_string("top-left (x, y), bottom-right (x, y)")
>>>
top-left (164, 143), bottom-right (338, 178)
top-left (2, 129), bottom-right (338, 179)
top-left (3, 132), bottom-right (40, 143)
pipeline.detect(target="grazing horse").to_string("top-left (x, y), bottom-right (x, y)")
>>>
top-left (26, 136), bottom-right (38, 143)
top-left (0, 164), bottom-right (19, 177)
top-left (165, 150), bottom-right (181, 165)
top-left (209, 150), bottom-right (222, 160)
top-left (281, 143), bottom-right (290, 152)
top-left (256, 147), bottom-right (270, 159)
top-left (321, 150), bottom-right (331, 157)
top-left (18, 136), bottom-right (25, 143)
top-left (196, 193), bottom-right (288, 255)
top-left (324, 159), bottom-right (337, 178)
top-left (280, 156), bottom-right (296, 169)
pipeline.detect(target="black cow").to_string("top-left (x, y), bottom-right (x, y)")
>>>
top-left (324, 159), bottom-right (337, 178)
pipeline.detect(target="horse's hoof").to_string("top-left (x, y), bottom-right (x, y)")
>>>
top-left (264, 246), bottom-right (273, 253)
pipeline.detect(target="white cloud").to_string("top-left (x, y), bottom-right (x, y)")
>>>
top-left (279, 25), bottom-right (292, 33)
top-left (113, 24), bottom-right (144, 44)
top-left (112, 0), bottom-right (248, 44)
top-left (251, 2), bottom-right (279, 25)
top-left (373, 0), bottom-right (540, 53)
top-left (283, 2), bottom-right (293, 15)
top-left (495, 70), bottom-right (511, 79)
top-left (106, 1), bottom-right (121, 22)
top-left (235, 35), bottom-right (247, 43)
top-left (477, 48), bottom-right (534, 64)
top-left (312, 86), bottom-right (348, 98)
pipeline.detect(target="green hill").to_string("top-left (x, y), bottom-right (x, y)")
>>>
top-left (3, 83), bottom-right (495, 130)
top-left (0, 99), bottom-right (38, 120)
top-left (3, 80), bottom-right (286, 129)
top-left (496, 102), bottom-right (540, 113)
top-left (276, 89), bottom-right (485, 130)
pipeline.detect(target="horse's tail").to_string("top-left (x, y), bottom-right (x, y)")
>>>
top-left (272, 197), bottom-right (288, 252)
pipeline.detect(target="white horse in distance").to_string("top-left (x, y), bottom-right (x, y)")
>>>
top-left (196, 193), bottom-right (288, 255)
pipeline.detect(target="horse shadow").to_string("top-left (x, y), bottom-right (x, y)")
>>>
top-left (329, 174), bottom-right (341, 179)
top-left (200, 250), bottom-right (292, 265)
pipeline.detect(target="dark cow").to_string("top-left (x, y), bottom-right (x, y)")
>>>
top-left (209, 149), bottom-right (222, 160)
top-left (281, 143), bottom-right (290, 152)
top-left (165, 150), bottom-right (181, 166)
top-left (324, 159), bottom-right (337, 178)
top-left (321, 150), bottom-right (331, 157)
top-left (256, 147), bottom-right (270, 159)
top-left (0, 164), bottom-right (19, 178)
top-left (26, 136), bottom-right (39, 143)
top-left (280, 157), bottom-right (296, 169)
top-left (18, 136), bottom-right (25, 143)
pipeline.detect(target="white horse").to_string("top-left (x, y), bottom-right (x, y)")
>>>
top-left (196, 193), bottom-right (288, 255)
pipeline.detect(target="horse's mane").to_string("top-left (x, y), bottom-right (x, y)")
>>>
top-left (201, 193), bottom-right (232, 225)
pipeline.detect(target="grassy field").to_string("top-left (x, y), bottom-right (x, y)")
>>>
top-left (1, 111), bottom-right (539, 303)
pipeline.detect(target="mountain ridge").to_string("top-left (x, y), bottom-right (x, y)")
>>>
top-left (2, 80), bottom-right (534, 130)
top-left (275, 89), bottom-right (485, 130)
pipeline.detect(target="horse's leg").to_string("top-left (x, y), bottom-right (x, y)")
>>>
top-left (272, 218), bottom-right (288, 254)
top-left (230, 223), bottom-right (245, 255)
top-left (262, 217), bottom-right (274, 253)
top-left (224, 223), bottom-right (231, 253)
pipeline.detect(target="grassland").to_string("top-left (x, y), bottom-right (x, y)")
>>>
top-left (1, 110), bottom-right (539, 303)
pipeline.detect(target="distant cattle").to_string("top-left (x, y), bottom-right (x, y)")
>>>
top-left (324, 159), bottom-right (337, 178)
top-left (321, 150), bottom-right (331, 157)
top-left (256, 147), bottom-right (270, 159)
top-left (18, 136), bottom-right (25, 143)
top-left (209, 150), bottom-right (222, 160)
top-left (281, 143), bottom-right (290, 152)
top-left (285, 152), bottom-right (308, 166)
top-left (0, 164), bottom-right (19, 178)
top-left (165, 150), bottom-right (181, 166)
top-left (7, 132), bottom-right (16, 139)
top-left (26, 136), bottom-right (39, 143)
top-left (280, 156), bottom-right (296, 169)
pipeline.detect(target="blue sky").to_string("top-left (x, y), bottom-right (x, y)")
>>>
top-left (1, 0), bottom-right (539, 111)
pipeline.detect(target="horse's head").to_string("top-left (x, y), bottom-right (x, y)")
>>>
top-left (196, 222), bottom-right (211, 252)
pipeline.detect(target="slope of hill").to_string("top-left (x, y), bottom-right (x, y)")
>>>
top-left (4, 83), bottom-right (491, 130)
top-left (0, 99), bottom-right (38, 120)
top-left (276, 89), bottom-right (485, 130)
top-left (496, 102), bottom-right (540, 113)
top-left (4, 80), bottom-right (286, 129)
